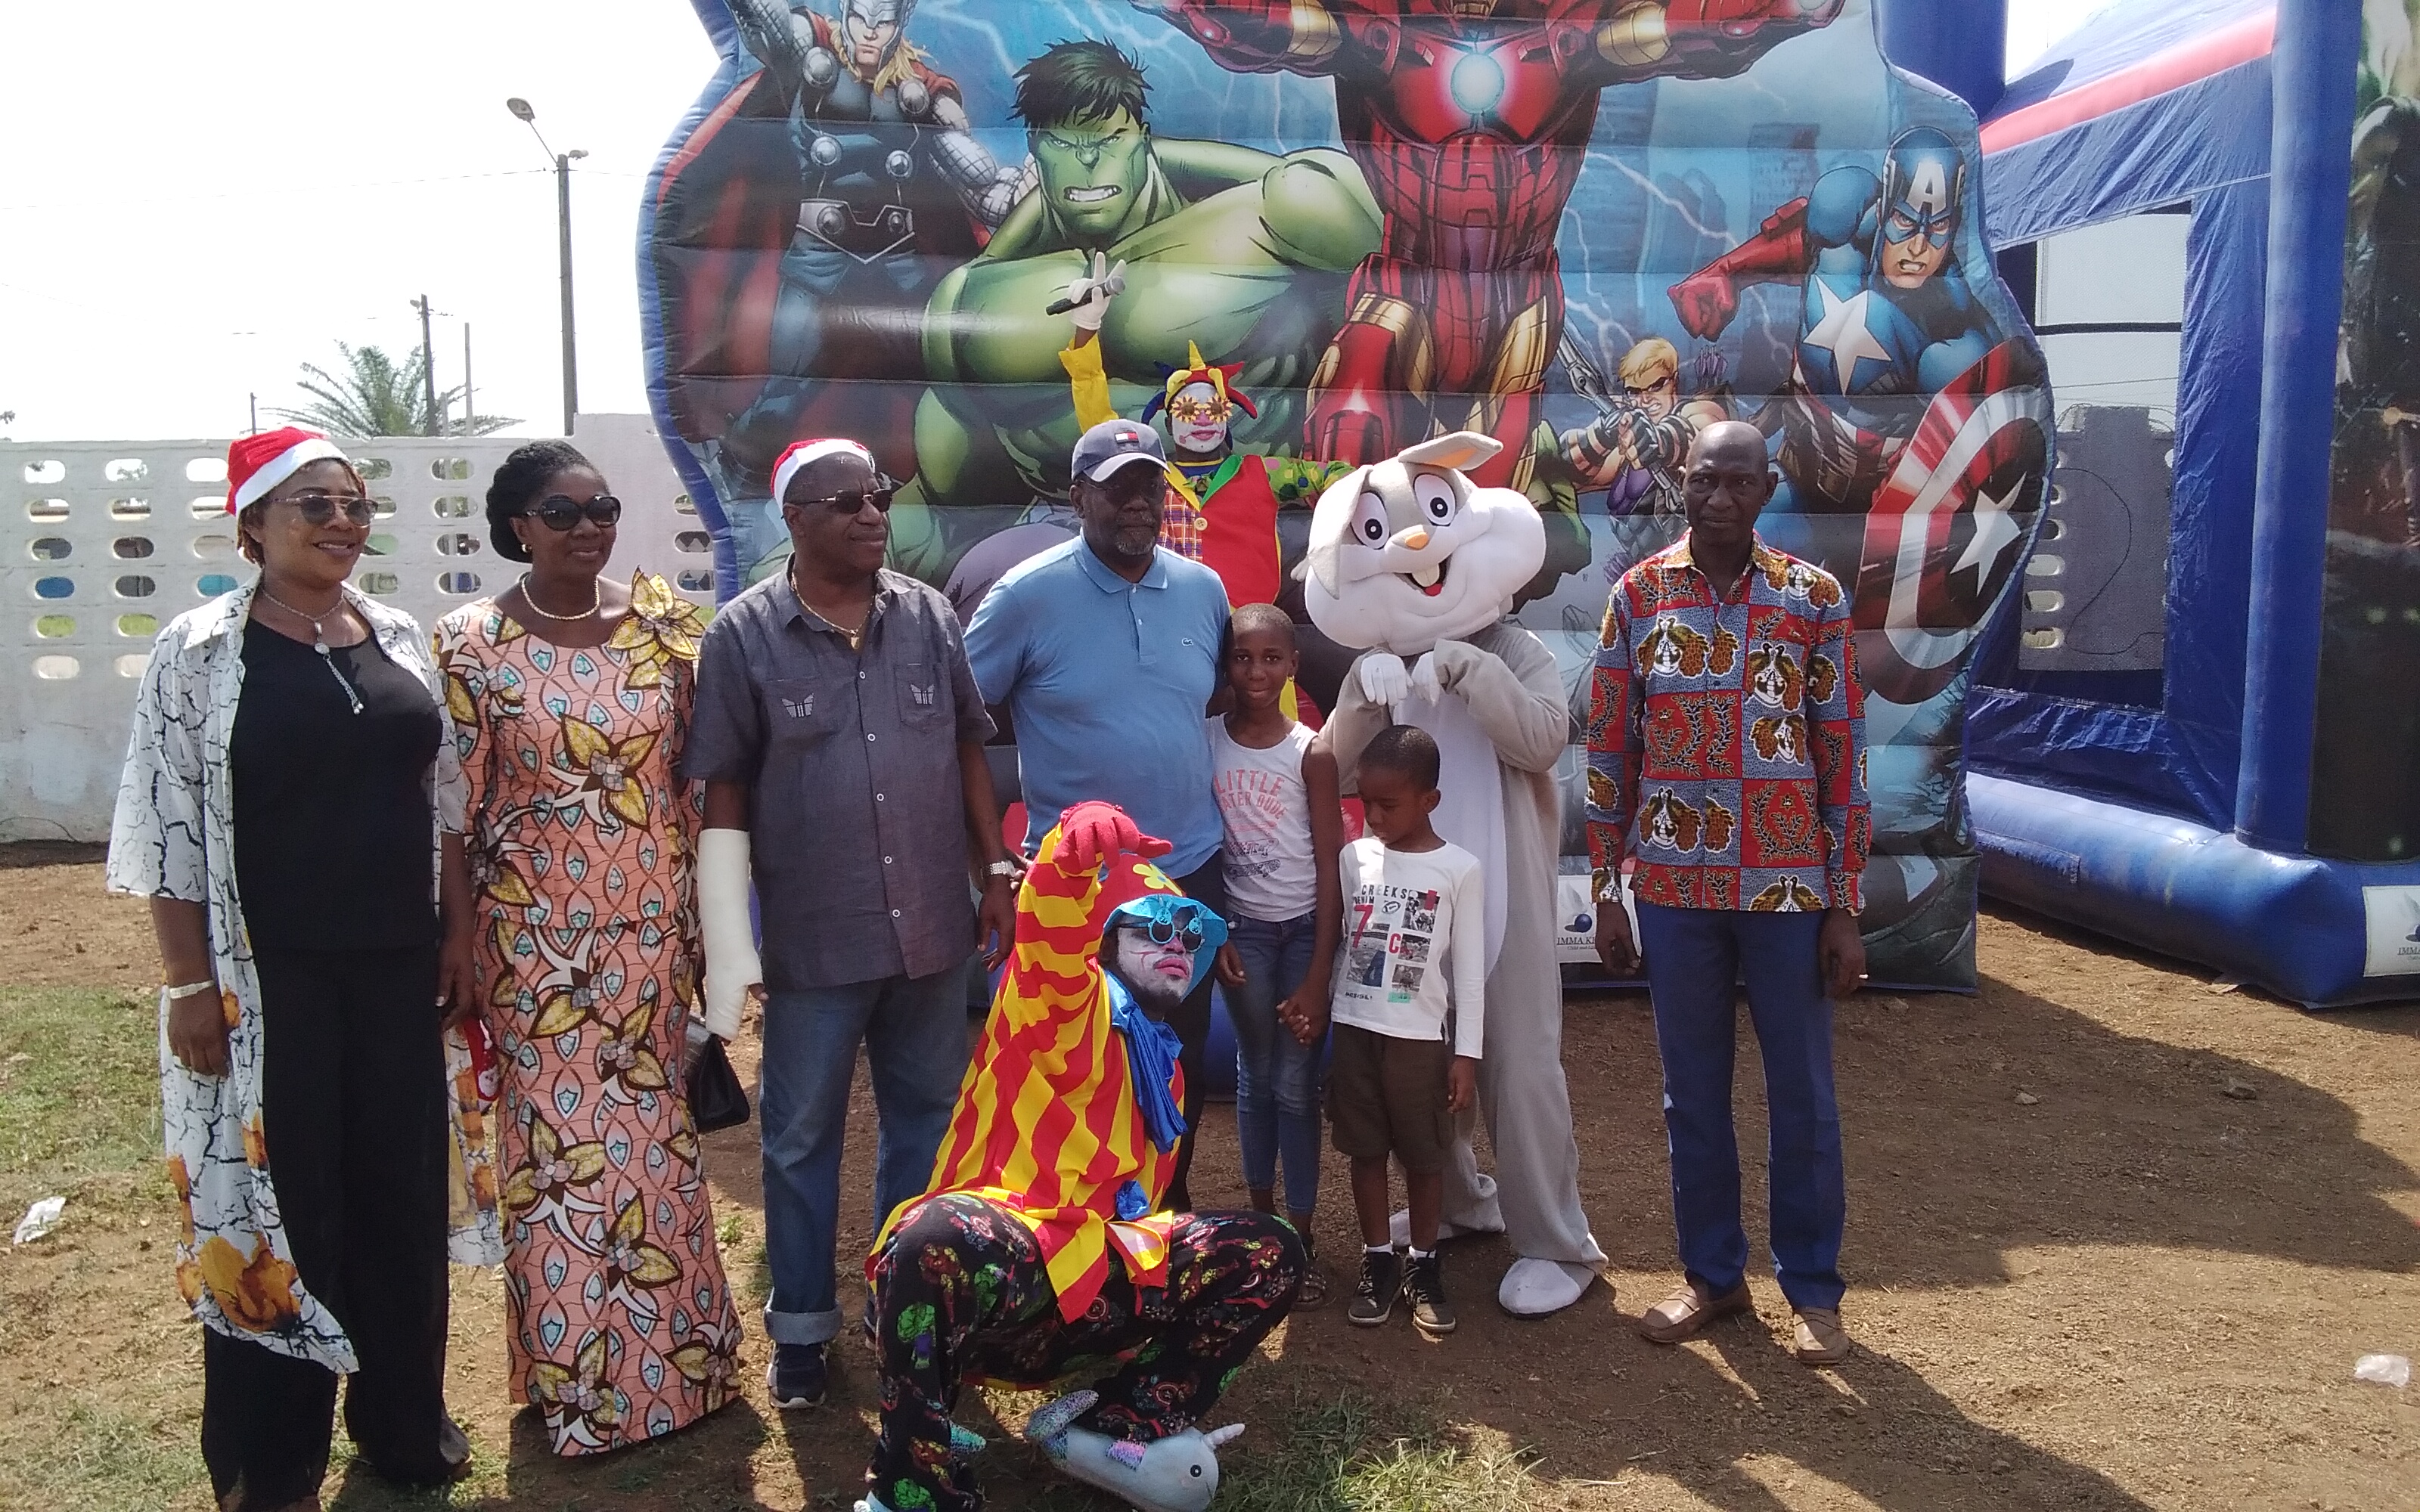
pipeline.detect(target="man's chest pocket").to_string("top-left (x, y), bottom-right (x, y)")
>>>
top-left (764, 677), bottom-right (839, 746)
top-left (893, 662), bottom-right (947, 729)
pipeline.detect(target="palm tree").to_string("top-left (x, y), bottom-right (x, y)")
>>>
top-left (271, 342), bottom-right (520, 438)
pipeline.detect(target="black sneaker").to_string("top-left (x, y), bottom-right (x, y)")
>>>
top-left (1405, 1250), bottom-right (1456, 1336)
top-left (767, 1342), bottom-right (828, 1408)
top-left (1348, 1247), bottom-right (1404, 1327)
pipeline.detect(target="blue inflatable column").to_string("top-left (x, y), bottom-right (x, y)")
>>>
top-left (1873, 0), bottom-right (2007, 118)
top-left (2236, 0), bottom-right (2362, 852)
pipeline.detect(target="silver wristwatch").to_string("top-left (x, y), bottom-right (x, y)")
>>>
top-left (984, 860), bottom-right (1019, 880)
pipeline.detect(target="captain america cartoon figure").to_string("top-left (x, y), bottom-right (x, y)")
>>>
top-left (1668, 126), bottom-right (2003, 537)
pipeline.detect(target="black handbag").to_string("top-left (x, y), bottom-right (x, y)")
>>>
top-left (686, 1034), bottom-right (751, 1133)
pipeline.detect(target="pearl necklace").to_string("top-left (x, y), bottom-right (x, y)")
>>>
top-left (258, 585), bottom-right (364, 714)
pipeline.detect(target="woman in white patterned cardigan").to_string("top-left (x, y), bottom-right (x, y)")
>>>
top-left (107, 428), bottom-right (501, 1512)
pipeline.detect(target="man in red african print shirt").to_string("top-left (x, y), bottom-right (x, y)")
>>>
top-left (1585, 420), bottom-right (1869, 1368)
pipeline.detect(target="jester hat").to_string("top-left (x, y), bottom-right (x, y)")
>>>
top-left (1137, 342), bottom-right (1259, 427)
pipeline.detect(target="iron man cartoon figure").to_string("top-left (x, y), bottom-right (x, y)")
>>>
top-left (1137, 0), bottom-right (1842, 489)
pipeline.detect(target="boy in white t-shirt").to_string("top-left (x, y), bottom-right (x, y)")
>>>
top-left (1330, 724), bottom-right (1485, 1337)
top-left (1207, 604), bottom-right (1344, 1306)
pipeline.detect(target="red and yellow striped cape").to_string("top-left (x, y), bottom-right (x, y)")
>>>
top-left (870, 822), bottom-right (1187, 1321)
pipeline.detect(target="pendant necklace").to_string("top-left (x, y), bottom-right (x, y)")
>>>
top-left (259, 586), bottom-right (365, 714)
top-left (788, 560), bottom-right (868, 651)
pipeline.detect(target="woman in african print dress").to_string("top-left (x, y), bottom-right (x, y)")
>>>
top-left (435, 442), bottom-right (742, 1455)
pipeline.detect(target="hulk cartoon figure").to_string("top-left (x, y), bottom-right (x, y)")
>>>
top-left (877, 39), bottom-right (1384, 589)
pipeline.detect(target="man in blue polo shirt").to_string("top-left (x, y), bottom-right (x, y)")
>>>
top-left (967, 416), bottom-right (1231, 1208)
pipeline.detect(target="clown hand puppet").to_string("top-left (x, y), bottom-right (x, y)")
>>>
top-left (1303, 432), bottom-right (1608, 1318)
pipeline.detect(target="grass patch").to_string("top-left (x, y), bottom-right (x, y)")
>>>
top-left (0, 1399), bottom-right (206, 1512)
top-left (0, 987), bottom-right (165, 1218)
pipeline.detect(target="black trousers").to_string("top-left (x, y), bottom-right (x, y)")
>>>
top-left (201, 943), bottom-right (463, 1510)
top-left (1165, 855), bottom-right (1230, 1213)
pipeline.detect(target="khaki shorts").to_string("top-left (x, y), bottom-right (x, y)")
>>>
top-left (1327, 1022), bottom-right (1454, 1175)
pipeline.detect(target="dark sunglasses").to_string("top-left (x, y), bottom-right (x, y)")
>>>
top-left (791, 480), bottom-right (898, 516)
top-left (280, 491), bottom-right (380, 526)
top-left (519, 494), bottom-right (623, 531)
top-left (1137, 916), bottom-right (1206, 952)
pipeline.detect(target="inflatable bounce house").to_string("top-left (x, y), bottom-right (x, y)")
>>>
top-left (1965, 0), bottom-right (2420, 1006)
top-left (640, 0), bottom-right (2059, 999)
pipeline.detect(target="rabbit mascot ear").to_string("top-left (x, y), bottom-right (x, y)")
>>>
top-left (1296, 432), bottom-right (1544, 658)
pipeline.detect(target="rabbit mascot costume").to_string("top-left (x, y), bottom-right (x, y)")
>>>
top-left (858, 802), bottom-right (1305, 1512)
top-left (1304, 432), bottom-right (1606, 1318)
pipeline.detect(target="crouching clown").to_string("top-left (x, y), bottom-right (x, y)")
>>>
top-left (857, 801), bottom-right (1305, 1512)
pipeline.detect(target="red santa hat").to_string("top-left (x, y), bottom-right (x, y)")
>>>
top-left (226, 427), bottom-right (351, 516)
top-left (770, 438), bottom-right (876, 507)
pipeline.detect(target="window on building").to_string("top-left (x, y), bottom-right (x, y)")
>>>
top-left (1991, 203), bottom-right (2189, 705)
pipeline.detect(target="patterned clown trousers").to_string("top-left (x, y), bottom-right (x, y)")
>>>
top-left (864, 1192), bottom-right (1305, 1512)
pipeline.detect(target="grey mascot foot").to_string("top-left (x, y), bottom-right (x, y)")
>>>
top-left (1025, 1390), bottom-right (1243, 1512)
top-left (1497, 1256), bottom-right (1601, 1317)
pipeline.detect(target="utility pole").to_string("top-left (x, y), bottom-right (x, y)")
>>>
top-left (462, 325), bottom-right (475, 435)
top-left (247, 395), bottom-right (257, 435)
top-left (507, 98), bottom-right (585, 436)
top-left (412, 294), bottom-right (440, 436)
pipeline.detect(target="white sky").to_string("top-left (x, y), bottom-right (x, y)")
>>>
top-left (0, 0), bottom-right (2109, 443)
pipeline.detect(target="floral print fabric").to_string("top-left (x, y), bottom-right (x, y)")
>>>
top-left (868, 1192), bottom-right (1305, 1512)
top-left (106, 579), bottom-right (502, 1373)
top-left (433, 573), bottom-right (741, 1455)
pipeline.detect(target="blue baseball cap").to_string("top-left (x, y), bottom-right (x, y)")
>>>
top-left (1071, 416), bottom-right (1167, 484)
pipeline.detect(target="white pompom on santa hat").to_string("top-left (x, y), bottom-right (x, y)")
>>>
top-left (770, 438), bottom-right (876, 507)
top-left (225, 426), bottom-right (352, 516)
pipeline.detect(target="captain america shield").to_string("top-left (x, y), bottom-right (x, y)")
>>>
top-left (1851, 340), bottom-right (2051, 706)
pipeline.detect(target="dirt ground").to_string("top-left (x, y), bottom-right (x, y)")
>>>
top-left (3, 841), bottom-right (2416, 1510)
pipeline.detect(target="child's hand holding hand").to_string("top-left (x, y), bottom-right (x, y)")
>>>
top-left (1214, 943), bottom-right (1247, 989)
top-left (1278, 984), bottom-right (1329, 1046)
top-left (1446, 1055), bottom-right (1478, 1114)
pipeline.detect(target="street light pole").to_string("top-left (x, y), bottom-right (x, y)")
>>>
top-left (556, 152), bottom-right (578, 435)
top-left (507, 98), bottom-right (585, 437)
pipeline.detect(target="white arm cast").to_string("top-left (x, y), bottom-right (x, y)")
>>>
top-left (697, 827), bottom-right (762, 1040)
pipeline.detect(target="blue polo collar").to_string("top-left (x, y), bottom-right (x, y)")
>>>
top-left (1075, 539), bottom-right (1167, 593)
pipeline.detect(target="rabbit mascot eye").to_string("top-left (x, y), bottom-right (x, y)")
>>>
top-left (1301, 432), bottom-right (1606, 1318)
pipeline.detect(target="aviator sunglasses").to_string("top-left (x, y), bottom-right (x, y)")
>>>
top-left (518, 493), bottom-right (624, 531)
top-left (279, 491), bottom-right (381, 527)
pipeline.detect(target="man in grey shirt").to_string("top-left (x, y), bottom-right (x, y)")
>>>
top-left (683, 438), bottom-right (1018, 1411)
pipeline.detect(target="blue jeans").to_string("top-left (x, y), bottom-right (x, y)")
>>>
top-left (1227, 912), bottom-right (1325, 1216)
top-left (759, 962), bottom-right (973, 1347)
top-left (1636, 903), bottom-right (1846, 1311)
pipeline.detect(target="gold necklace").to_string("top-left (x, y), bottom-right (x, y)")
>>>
top-left (788, 562), bottom-right (870, 648)
top-left (518, 573), bottom-right (601, 622)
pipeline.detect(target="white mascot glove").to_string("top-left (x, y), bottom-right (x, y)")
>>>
top-left (1407, 650), bottom-right (1442, 703)
top-left (1062, 250), bottom-right (1127, 334)
top-left (1357, 651), bottom-right (1412, 708)
top-left (697, 827), bottom-right (762, 1040)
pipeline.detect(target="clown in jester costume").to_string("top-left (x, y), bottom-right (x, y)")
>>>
top-left (1060, 253), bottom-right (1353, 610)
top-left (858, 802), bottom-right (1305, 1512)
